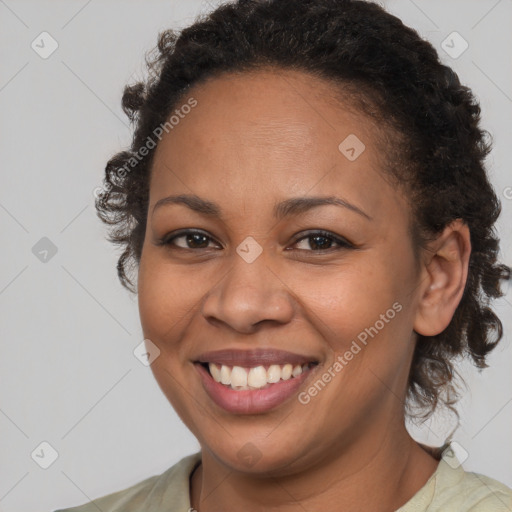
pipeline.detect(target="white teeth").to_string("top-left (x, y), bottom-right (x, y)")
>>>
top-left (248, 366), bottom-right (267, 389)
top-left (220, 364), bottom-right (231, 385)
top-left (281, 363), bottom-right (293, 380)
top-left (230, 366), bottom-right (248, 388)
top-left (208, 362), bottom-right (311, 390)
top-left (209, 363), bottom-right (221, 382)
top-left (267, 364), bottom-right (281, 383)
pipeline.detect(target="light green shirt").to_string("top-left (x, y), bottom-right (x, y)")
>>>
top-left (54, 443), bottom-right (512, 511)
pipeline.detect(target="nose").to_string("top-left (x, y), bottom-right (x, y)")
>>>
top-left (200, 250), bottom-right (295, 334)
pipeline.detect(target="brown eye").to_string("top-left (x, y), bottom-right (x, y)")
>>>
top-left (177, 233), bottom-right (210, 249)
top-left (158, 230), bottom-right (221, 250)
top-left (292, 231), bottom-right (353, 252)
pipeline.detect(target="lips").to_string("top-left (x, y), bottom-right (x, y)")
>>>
top-left (194, 348), bottom-right (320, 414)
top-left (196, 348), bottom-right (318, 367)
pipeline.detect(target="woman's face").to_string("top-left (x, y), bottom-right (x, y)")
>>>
top-left (138, 68), bottom-right (425, 474)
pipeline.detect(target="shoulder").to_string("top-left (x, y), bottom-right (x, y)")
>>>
top-left (433, 468), bottom-right (512, 511)
top-left (427, 443), bottom-right (512, 511)
top-left (52, 452), bottom-right (201, 512)
top-left (398, 442), bottom-right (512, 512)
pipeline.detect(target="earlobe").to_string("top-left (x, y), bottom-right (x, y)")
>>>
top-left (413, 219), bottom-right (471, 337)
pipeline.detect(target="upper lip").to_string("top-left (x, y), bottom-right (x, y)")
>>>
top-left (196, 348), bottom-right (319, 367)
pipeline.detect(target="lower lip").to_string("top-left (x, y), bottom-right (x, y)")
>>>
top-left (195, 363), bottom-right (316, 414)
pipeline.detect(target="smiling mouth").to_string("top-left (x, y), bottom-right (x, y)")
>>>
top-left (199, 361), bottom-right (319, 391)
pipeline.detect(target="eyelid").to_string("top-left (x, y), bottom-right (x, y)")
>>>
top-left (290, 230), bottom-right (354, 250)
top-left (158, 228), bottom-right (354, 252)
top-left (158, 229), bottom-right (222, 249)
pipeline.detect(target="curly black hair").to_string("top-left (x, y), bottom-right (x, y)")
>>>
top-left (95, 0), bottom-right (510, 420)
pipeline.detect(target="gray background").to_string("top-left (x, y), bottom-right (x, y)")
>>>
top-left (0, 1), bottom-right (510, 511)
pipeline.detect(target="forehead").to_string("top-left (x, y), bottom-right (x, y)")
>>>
top-left (149, 67), bottom-right (405, 220)
top-left (171, 67), bottom-right (372, 148)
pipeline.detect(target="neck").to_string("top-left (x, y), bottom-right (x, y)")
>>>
top-left (190, 423), bottom-right (439, 512)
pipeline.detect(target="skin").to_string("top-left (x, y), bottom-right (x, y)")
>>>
top-left (137, 68), bottom-right (471, 511)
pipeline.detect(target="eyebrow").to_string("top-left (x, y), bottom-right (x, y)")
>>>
top-left (152, 194), bottom-right (372, 221)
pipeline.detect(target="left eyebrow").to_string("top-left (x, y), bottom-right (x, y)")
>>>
top-left (273, 196), bottom-right (372, 221)
top-left (152, 194), bottom-right (372, 221)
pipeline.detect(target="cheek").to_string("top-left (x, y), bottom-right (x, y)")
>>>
top-left (297, 265), bottom-right (394, 336)
top-left (136, 255), bottom-right (204, 419)
top-left (137, 253), bottom-right (205, 341)
top-left (297, 258), bottom-right (413, 374)
top-left (298, 267), bottom-right (413, 417)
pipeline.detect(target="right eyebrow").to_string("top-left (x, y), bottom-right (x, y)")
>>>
top-left (152, 193), bottom-right (372, 221)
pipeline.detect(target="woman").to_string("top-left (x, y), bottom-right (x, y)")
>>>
top-left (56, 0), bottom-right (511, 510)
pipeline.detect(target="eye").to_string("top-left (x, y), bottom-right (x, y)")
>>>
top-left (156, 229), bottom-right (353, 253)
top-left (290, 230), bottom-right (353, 252)
top-left (157, 229), bottom-right (221, 250)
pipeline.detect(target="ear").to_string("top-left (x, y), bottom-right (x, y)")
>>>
top-left (414, 219), bottom-right (471, 337)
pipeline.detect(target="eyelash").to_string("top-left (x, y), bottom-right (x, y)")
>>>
top-left (156, 229), bottom-right (354, 253)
